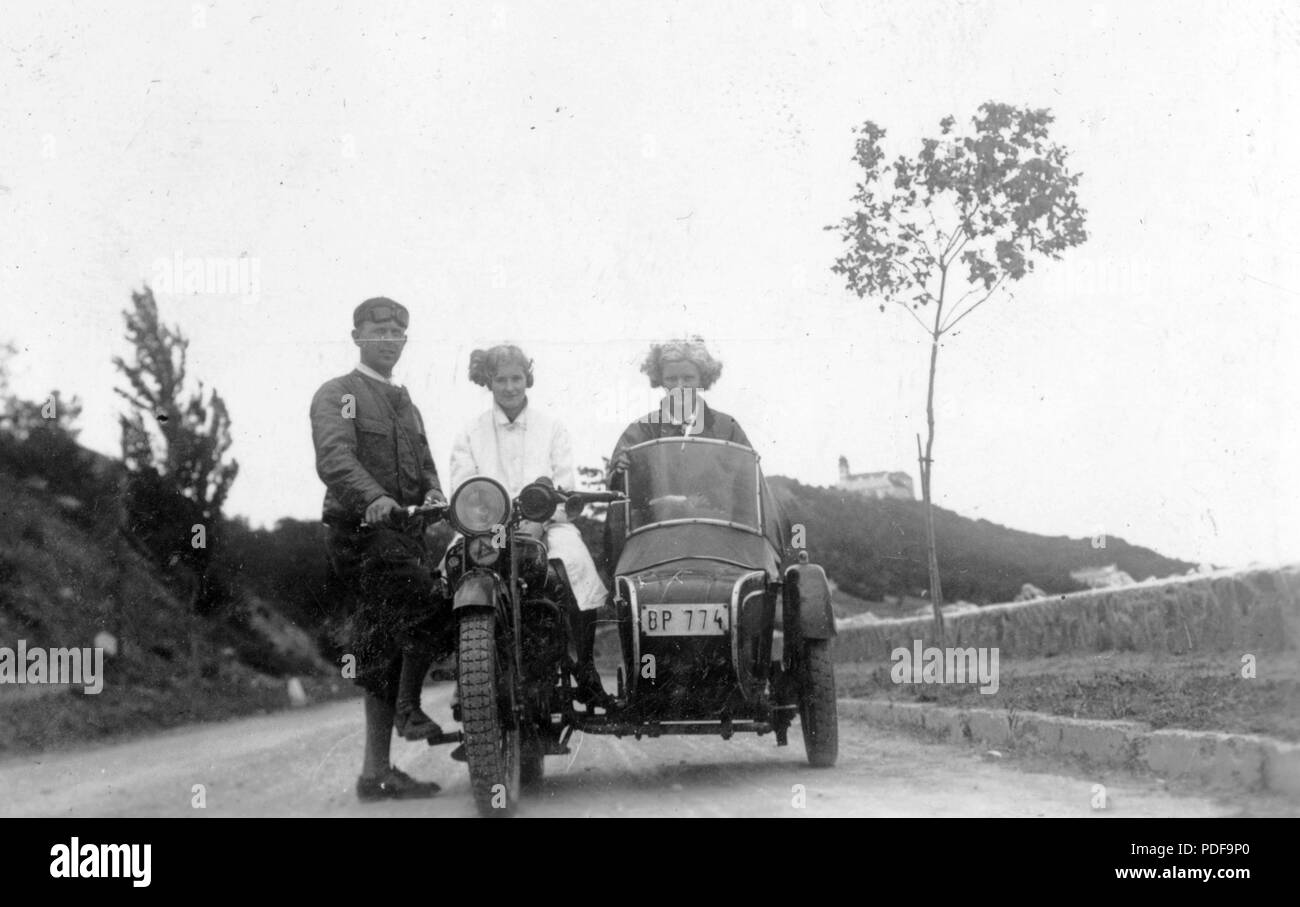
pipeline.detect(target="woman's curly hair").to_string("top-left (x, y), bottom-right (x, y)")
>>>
top-left (640, 336), bottom-right (723, 390)
top-left (468, 344), bottom-right (534, 388)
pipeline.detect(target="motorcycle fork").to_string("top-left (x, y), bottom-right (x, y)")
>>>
top-left (505, 520), bottom-right (571, 744)
top-left (506, 526), bottom-right (525, 727)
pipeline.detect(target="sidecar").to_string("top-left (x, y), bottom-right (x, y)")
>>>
top-left (590, 436), bottom-right (838, 767)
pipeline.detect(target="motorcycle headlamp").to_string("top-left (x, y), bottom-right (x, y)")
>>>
top-left (449, 476), bottom-right (510, 536)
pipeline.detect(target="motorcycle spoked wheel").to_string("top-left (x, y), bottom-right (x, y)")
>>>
top-left (457, 610), bottom-right (522, 816)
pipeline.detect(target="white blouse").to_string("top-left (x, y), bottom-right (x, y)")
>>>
top-left (449, 401), bottom-right (576, 499)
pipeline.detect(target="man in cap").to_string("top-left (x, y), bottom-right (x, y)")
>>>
top-left (311, 297), bottom-right (450, 801)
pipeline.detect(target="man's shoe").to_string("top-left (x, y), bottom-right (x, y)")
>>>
top-left (394, 705), bottom-right (443, 741)
top-left (356, 766), bottom-right (441, 801)
top-left (573, 662), bottom-right (612, 709)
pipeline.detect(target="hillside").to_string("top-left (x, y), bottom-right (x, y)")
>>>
top-left (766, 477), bottom-right (1195, 608)
top-left (0, 458), bottom-right (339, 756)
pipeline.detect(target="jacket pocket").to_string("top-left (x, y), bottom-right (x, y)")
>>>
top-left (354, 416), bottom-right (391, 460)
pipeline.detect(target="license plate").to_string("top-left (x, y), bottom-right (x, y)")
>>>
top-left (640, 605), bottom-right (729, 636)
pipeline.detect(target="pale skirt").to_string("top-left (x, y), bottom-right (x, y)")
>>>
top-left (543, 521), bottom-right (608, 612)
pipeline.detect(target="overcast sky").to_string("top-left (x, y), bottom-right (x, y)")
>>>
top-left (3, 0), bottom-right (1297, 569)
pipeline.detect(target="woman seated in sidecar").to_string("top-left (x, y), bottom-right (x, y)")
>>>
top-left (605, 337), bottom-right (790, 570)
top-left (606, 336), bottom-right (751, 476)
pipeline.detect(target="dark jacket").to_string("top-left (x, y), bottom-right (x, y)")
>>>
top-left (310, 369), bottom-right (442, 525)
top-left (609, 399), bottom-right (751, 470)
top-left (604, 400), bottom-right (775, 573)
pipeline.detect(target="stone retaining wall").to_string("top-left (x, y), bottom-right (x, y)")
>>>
top-left (838, 698), bottom-right (1300, 795)
top-left (835, 564), bottom-right (1300, 664)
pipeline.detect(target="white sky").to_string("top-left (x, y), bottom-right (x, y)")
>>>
top-left (2, 0), bottom-right (1297, 568)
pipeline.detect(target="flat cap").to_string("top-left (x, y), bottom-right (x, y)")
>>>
top-left (352, 297), bottom-right (409, 328)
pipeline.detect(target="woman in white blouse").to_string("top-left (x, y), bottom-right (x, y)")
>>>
top-left (449, 344), bottom-right (611, 705)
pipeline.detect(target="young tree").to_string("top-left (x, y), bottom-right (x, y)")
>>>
top-left (826, 102), bottom-right (1087, 648)
top-left (113, 287), bottom-right (239, 609)
top-left (114, 286), bottom-right (239, 520)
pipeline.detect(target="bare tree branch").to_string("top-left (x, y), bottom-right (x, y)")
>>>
top-left (939, 226), bottom-right (962, 264)
top-left (939, 200), bottom-right (977, 268)
top-left (940, 275), bottom-right (1006, 335)
top-left (889, 215), bottom-right (935, 263)
top-left (889, 256), bottom-right (928, 287)
top-left (941, 231), bottom-right (971, 270)
top-left (948, 283), bottom-right (984, 313)
top-left (924, 205), bottom-right (947, 251)
top-left (894, 298), bottom-right (932, 334)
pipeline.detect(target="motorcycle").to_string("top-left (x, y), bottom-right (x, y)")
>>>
top-left (388, 477), bottom-right (623, 817)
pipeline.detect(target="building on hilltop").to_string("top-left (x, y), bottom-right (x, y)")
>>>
top-left (837, 456), bottom-right (915, 500)
top-left (1069, 564), bottom-right (1135, 589)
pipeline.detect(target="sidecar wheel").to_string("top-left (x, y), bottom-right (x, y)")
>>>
top-left (798, 638), bottom-right (839, 768)
top-left (458, 610), bottom-right (522, 816)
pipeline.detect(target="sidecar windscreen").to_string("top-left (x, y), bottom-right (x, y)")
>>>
top-left (625, 437), bottom-right (761, 533)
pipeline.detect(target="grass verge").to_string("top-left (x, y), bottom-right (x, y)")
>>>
top-left (0, 673), bottom-right (357, 759)
top-left (836, 649), bottom-right (1300, 742)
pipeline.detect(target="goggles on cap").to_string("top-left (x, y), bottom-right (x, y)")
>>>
top-left (356, 302), bottom-right (409, 329)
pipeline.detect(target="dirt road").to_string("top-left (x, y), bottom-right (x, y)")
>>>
top-left (0, 683), bottom-right (1256, 818)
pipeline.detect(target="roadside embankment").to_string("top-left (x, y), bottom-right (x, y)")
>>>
top-left (835, 564), bottom-right (1300, 662)
top-left (833, 565), bottom-right (1300, 798)
top-left (839, 697), bottom-right (1300, 797)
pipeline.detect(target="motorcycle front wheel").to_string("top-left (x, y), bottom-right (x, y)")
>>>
top-left (457, 609), bottom-right (522, 816)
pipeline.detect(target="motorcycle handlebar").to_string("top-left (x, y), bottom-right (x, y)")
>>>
top-left (404, 502), bottom-right (450, 522)
top-left (363, 502), bottom-right (449, 529)
top-left (564, 491), bottom-right (625, 505)
top-left (516, 481), bottom-right (625, 521)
